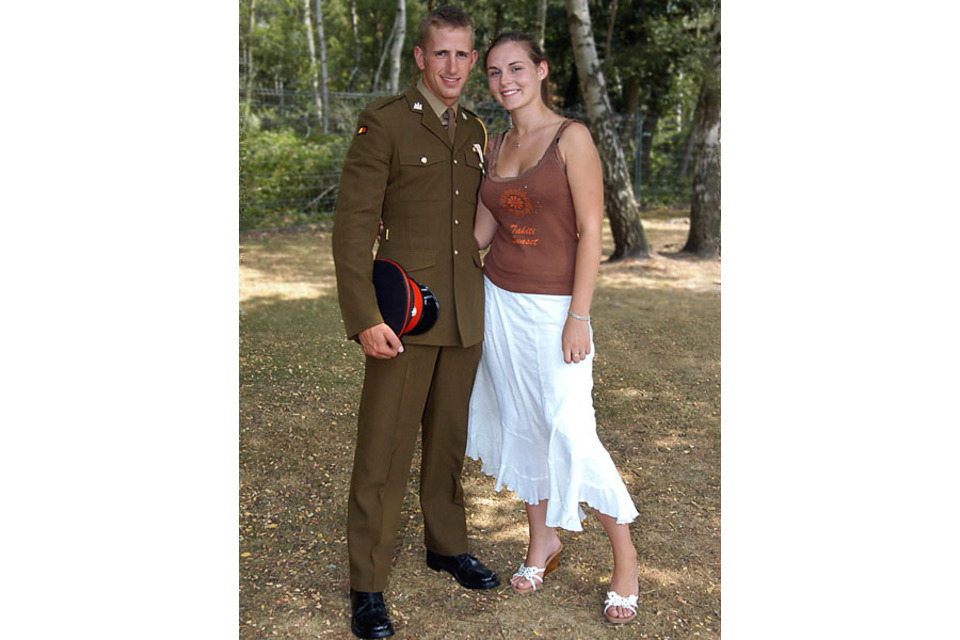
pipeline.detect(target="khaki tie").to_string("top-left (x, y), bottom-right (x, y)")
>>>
top-left (444, 107), bottom-right (457, 143)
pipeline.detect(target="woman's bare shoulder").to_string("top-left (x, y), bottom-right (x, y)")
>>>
top-left (558, 120), bottom-right (598, 158)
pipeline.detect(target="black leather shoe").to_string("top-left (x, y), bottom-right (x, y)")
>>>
top-left (426, 550), bottom-right (501, 590)
top-left (349, 589), bottom-right (394, 639)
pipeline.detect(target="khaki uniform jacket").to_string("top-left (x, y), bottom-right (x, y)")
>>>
top-left (333, 85), bottom-right (487, 347)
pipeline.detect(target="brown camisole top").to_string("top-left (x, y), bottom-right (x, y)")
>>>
top-left (480, 120), bottom-right (580, 295)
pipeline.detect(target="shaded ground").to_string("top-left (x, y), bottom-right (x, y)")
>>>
top-left (240, 210), bottom-right (720, 639)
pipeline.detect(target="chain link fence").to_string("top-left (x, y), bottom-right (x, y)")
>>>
top-left (240, 88), bottom-right (691, 231)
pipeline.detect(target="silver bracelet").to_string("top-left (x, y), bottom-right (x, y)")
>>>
top-left (567, 310), bottom-right (590, 322)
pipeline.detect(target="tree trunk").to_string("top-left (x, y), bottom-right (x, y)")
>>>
top-left (640, 109), bottom-right (658, 187)
top-left (535, 0), bottom-right (548, 52)
top-left (372, 18), bottom-right (396, 92)
top-left (346, 0), bottom-right (361, 92)
top-left (681, 15), bottom-right (720, 258)
top-left (277, 77), bottom-right (285, 119)
top-left (675, 69), bottom-right (684, 127)
top-left (302, 0), bottom-right (324, 131)
top-left (677, 126), bottom-right (694, 178)
top-left (566, 0), bottom-right (649, 261)
top-left (388, 0), bottom-right (406, 94)
top-left (316, 0), bottom-right (329, 133)
top-left (620, 76), bottom-right (640, 149)
top-left (605, 0), bottom-right (618, 60)
top-left (243, 0), bottom-right (257, 128)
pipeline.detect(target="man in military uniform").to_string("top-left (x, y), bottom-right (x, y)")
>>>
top-left (332, 6), bottom-right (498, 639)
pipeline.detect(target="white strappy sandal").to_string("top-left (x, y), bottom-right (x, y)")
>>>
top-left (510, 545), bottom-right (562, 593)
top-left (603, 590), bottom-right (638, 624)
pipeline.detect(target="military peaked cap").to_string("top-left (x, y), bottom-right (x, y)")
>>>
top-left (371, 259), bottom-right (439, 337)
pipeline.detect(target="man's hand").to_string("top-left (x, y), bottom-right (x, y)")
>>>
top-left (358, 323), bottom-right (404, 359)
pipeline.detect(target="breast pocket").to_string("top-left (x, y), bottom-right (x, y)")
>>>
top-left (458, 148), bottom-right (483, 205)
top-left (461, 147), bottom-right (484, 175)
top-left (395, 148), bottom-right (447, 199)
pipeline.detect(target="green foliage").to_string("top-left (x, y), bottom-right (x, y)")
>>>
top-left (641, 123), bottom-right (694, 208)
top-left (240, 117), bottom-right (250, 220)
top-left (243, 0), bottom-right (310, 89)
top-left (239, 0), bottom-right (719, 225)
top-left (240, 125), bottom-right (352, 231)
top-left (610, 111), bottom-right (692, 210)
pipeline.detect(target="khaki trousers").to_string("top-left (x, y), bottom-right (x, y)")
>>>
top-left (347, 342), bottom-right (482, 592)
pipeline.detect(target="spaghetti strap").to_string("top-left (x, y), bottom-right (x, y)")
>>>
top-left (551, 119), bottom-right (580, 170)
top-left (486, 131), bottom-right (507, 177)
top-left (554, 119), bottom-right (577, 143)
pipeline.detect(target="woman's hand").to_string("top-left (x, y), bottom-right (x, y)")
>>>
top-left (562, 316), bottom-right (591, 364)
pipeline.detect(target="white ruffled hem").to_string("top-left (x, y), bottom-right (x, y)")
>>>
top-left (466, 442), bottom-right (639, 532)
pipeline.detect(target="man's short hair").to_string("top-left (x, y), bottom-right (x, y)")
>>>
top-left (418, 5), bottom-right (475, 48)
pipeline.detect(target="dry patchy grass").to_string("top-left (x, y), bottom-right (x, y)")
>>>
top-left (240, 210), bottom-right (720, 639)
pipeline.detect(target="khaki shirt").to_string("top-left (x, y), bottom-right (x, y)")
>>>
top-left (416, 77), bottom-right (455, 120)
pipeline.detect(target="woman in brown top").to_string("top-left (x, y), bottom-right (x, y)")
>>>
top-left (465, 32), bottom-right (641, 624)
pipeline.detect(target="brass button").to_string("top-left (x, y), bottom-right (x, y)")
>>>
top-left (453, 159), bottom-right (459, 165)
top-left (420, 156), bottom-right (428, 164)
top-left (454, 249), bottom-right (460, 256)
top-left (454, 219), bottom-right (460, 225)
top-left (455, 189), bottom-right (460, 196)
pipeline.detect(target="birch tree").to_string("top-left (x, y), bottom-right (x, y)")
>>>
top-left (346, 0), bottom-right (361, 91)
top-left (315, 0), bottom-right (330, 133)
top-left (605, 0), bottom-right (617, 60)
top-left (388, 0), bottom-right (406, 94)
top-left (243, 0), bottom-right (257, 127)
top-left (681, 14), bottom-right (720, 258)
top-left (566, 0), bottom-right (649, 260)
top-left (536, 0), bottom-right (548, 52)
top-left (371, 18), bottom-right (396, 92)
top-left (302, 0), bottom-right (324, 131)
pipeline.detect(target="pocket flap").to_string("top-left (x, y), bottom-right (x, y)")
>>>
top-left (375, 248), bottom-right (437, 273)
top-left (399, 148), bottom-right (444, 167)
top-left (462, 147), bottom-right (483, 171)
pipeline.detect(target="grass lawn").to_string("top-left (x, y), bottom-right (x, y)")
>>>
top-left (240, 210), bottom-right (720, 639)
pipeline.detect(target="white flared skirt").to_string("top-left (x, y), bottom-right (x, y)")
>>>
top-left (466, 276), bottom-right (639, 531)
